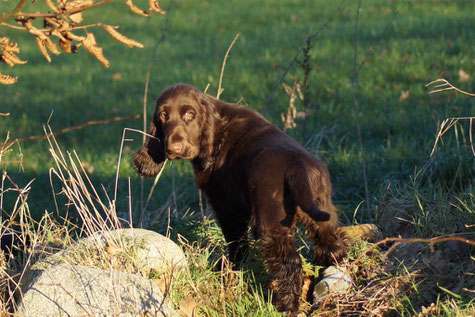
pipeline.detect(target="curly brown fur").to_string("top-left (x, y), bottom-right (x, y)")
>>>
top-left (133, 83), bottom-right (347, 313)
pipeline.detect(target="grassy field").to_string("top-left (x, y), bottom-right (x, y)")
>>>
top-left (1, 0), bottom-right (474, 315)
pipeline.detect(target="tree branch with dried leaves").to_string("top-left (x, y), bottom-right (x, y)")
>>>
top-left (0, 0), bottom-right (165, 85)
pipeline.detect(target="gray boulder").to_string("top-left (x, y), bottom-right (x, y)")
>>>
top-left (16, 263), bottom-right (177, 316)
top-left (77, 228), bottom-right (188, 275)
top-left (24, 228), bottom-right (187, 284)
top-left (17, 229), bottom-right (188, 316)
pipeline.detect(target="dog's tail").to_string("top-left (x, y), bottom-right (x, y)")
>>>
top-left (285, 160), bottom-right (330, 222)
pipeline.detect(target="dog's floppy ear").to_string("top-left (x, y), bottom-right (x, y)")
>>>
top-left (133, 116), bottom-right (166, 177)
top-left (197, 92), bottom-right (223, 171)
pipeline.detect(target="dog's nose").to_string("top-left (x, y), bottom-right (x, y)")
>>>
top-left (168, 142), bottom-right (183, 155)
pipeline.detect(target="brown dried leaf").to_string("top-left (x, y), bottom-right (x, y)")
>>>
top-left (152, 277), bottom-right (167, 293)
top-left (112, 73), bottom-right (122, 80)
top-left (1, 38), bottom-right (20, 54)
top-left (35, 36), bottom-right (51, 62)
top-left (82, 32), bottom-right (109, 68)
top-left (69, 12), bottom-right (83, 24)
top-left (399, 90), bottom-right (409, 102)
top-left (66, 31), bottom-right (85, 42)
top-left (64, 0), bottom-right (94, 12)
top-left (103, 25), bottom-right (144, 48)
top-left (45, 37), bottom-right (61, 55)
top-left (459, 69), bottom-right (470, 83)
top-left (51, 29), bottom-right (68, 42)
top-left (0, 72), bottom-right (18, 85)
top-left (149, 0), bottom-right (166, 14)
top-left (178, 295), bottom-right (199, 316)
top-left (25, 20), bottom-right (59, 60)
top-left (59, 38), bottom-right (73, 53)
top-left (1, 51), bottom-right (28, 67)
top-left (1, 39), bottom-right (27, 67)
top-left (126, 0), bottom-right (149, 16)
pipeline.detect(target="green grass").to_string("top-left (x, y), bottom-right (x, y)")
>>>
top-left (1, 0), bottom-right (474, 315)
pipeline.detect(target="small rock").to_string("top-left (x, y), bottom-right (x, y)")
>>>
top-left (313, 266), bottom-right (352, 299)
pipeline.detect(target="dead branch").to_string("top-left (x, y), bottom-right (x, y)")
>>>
top-left (1, 114), bottom-right (139, 147)
top-left (354, 236), bottom-right (475, 264)
top-left (263, 0), bottom-right (348, 110)
top-left (1, 0), bottom-right (165, 84)
top-left (0, 0), bottom-right (27, 24)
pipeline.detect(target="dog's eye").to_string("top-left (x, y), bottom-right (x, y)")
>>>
top-left (183, 110), bottom-right (195, 121)
top-left (159, 111), bottom-right (168, 121)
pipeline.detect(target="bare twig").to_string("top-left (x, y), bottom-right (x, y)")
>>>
top-left (142, 0), bottom-right (173, 143)
top-left (217, 33), bottom-right (241, 99)
top-left (352, 0), bottom-right (371, 219)
top-left (263, 0), bottom-right (348, 110)
top-left (113, 127), bottom-right (159, 204)
top-left (2, 114), bottom-right (139, 147)
top-left (193, 33), bottom-right (240, 221)
top-left (354, 9), bottom-right (400, 77)
top-left (0, 0), bottom-right (27, 24)
top-left (0, 112), bottom-right (10, 116)
top-left (139, 0), bottom-right (172, 227)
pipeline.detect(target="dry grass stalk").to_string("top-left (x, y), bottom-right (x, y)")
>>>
top-left (113, 127), bottom-right (172, 226)
top-left (46, 125), bottom-right (122, 238)
top-left (426, 78), bottom-right (475, 97)
top-left (431, 117), bottom-right (475, 157)
top-left (217, 32), bottom-right (241, 99)
top-left (352, 0), bottom-right (371, 218)
top-left (139, 1), bottom-right (172, 225)
top-left (0, 170), bottom-right (39, 312)
top-left (426, 78), bottom-right (474, 156)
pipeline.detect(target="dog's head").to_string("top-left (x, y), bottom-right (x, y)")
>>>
top-left (133, 84), bottom-right (221, 176)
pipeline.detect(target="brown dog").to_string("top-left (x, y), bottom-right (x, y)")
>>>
top-left (133, 84), bottom-right (346, 313)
